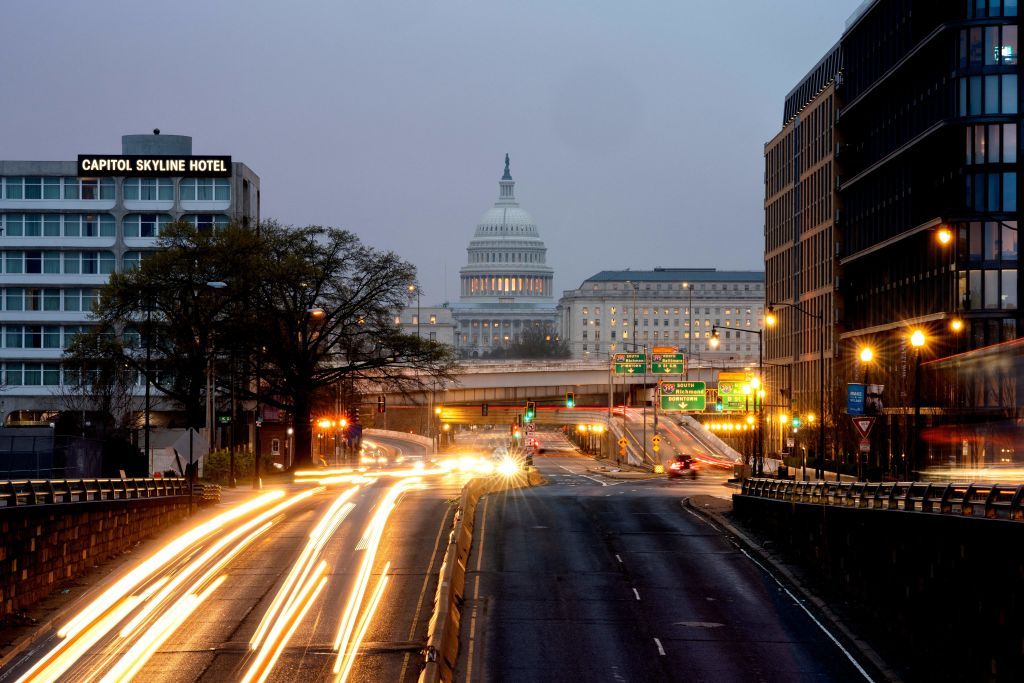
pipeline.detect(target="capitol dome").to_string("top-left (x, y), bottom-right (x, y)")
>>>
top-left (458, 155), bottom-right (554, 302)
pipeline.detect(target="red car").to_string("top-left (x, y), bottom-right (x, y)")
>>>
top-left (667, 454), bottom-right (698, 479)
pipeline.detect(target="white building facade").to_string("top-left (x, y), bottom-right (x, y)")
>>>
top-left (450, 156), bottom-right (558, 357)
top-left (558, 269), bottom-right (766, 367)
top-left (394, 305), bottom-right (456, 346)
top-left (0, 132), bottom-right (259, 425)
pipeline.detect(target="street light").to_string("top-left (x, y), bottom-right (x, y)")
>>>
top-left (710, 325), bottom-right (764, 475)
top-left (766, 301), bottom-right (827, 480)
top-left (910, 328), bottom-right (927, 481)
top-left (408, 284), bottom-right (420, 338)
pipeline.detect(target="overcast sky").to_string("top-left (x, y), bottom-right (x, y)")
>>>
top-left (2, 0), bottom-right (859, 304)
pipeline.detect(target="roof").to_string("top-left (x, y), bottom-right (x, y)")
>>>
top-left (584, 268), bottom-right (764, 284)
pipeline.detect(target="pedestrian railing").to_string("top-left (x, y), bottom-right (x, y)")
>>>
top-left (0, 477), bottom-right (189, 508)
top-left (740, 478), bottom-right (1024, 521)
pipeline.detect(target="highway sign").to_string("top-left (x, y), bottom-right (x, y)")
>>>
top-left (651, 353), bottom-right (685, 374)
top-left (613, 353), bottom-right (647, 374)
top-left (659, 381), bottom-right (706, 411)
top-left (617, 437), bottom-right (628, 447)
top-left (716, 379), bottom-right (750, 412)
top-left (651, 435), bottom-right (661, 445)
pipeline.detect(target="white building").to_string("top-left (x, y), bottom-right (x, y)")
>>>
top-left (558, 268), bottom-right (766, 367)
top-left (394, 305), bottom-right (456, 346)
top-left (450, 156), bottom-right (558, 357)
top-left (0, 131), bottom-right (259, 425)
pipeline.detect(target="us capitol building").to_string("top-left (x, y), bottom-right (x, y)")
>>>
top-left (450, 156), bottom-right (558, 357)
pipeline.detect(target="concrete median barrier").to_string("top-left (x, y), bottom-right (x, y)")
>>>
top-left (419, 468), bottom-right (544, 683)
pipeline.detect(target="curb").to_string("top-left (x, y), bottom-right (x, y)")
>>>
top-left (419, 468), bottom-right (544, 683)
top-left (681, 498), bottom-right (901, 683)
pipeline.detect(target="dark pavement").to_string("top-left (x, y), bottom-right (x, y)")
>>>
top-left (456, 452), bottom-right (871, 682)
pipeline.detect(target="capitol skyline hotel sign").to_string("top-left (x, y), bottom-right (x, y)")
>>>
top-left (77, 154), bottom-right (232, 178)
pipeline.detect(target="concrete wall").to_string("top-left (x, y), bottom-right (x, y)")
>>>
top-left (733, 495), bottom-right (1024, 681)
top-left (0, 497), bottom-right (188, 620)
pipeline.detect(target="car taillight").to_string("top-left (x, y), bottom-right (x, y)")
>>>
top-left (669, 462), bottom-right (682, 470)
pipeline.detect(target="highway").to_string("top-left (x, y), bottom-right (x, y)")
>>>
top-left (455, 449), bottom-right (873, 682)
top-left (0, 436), bottom-right (466, 683)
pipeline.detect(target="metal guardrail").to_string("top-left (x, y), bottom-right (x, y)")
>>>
top-left (740, 478), bottom-right (1024, 521)
top-left (0, 477), bottom-right (190, 508)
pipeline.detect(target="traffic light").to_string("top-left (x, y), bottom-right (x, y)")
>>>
top-left (350, 406), bottom-right (360, 424)
top-left (525, 401), bottom-right (536, 422)
top-left (565, 392), bottom-right (575, 408)
top-left (482, 403), bottom-right (489, 416)
top-left (791, 415), bottom-right (801, 430)
top-left (715, 401), bottom-right (723, 412)
top-left (377, 395), bottom-right (386, 413)
top-left (512, 426), bottom-right (522, 439)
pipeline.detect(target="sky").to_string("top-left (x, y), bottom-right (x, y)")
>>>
top-left (1, 0), bottom-right (860, 305)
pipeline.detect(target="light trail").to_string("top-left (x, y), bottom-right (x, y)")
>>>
top-left (241, 561), bottom-right (329, 683)
top-left (16, 491), bottom-right (287, 683)
top-left (250, 486), bottom-right (359, 650)
top-left (118, 488), bottom-right (319, 640)
top-left (333, 479), bottom-right (417, 670)
top-left (334, 562), bottom-right (391, 682)
top-left (99, 574), bottom-right (228, 683)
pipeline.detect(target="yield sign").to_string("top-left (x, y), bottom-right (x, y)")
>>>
top-left (852, 416), bottom-right (876, 439)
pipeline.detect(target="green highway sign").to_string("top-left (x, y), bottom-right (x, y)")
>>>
top-left (613, 353), bottom-right (647, 375)
top-left (651, 353), bottom-right (685, 374)
top-left (217, 415), bottom-right (232, 424)
top-left (717, 380), bottom-right (750, 412)
top-left (659, 381), bottom-right (707, 412)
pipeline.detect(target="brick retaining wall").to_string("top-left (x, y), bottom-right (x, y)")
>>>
top-left (0, 497), bottom-right (189, 620)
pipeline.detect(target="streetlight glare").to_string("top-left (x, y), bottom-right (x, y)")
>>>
top-left (806, 413), bottom-right (816, 423)
top-left (859, 347), bottom-right (874, 363)
top-left (936, 227), bottom-right (953, 245)
top-left (765, 309), bottom-right (777, 327)
top-left (910, 330), bottom-right (926, 348)
top-left (780, 414), bottom-right (789, 425)
top-left (950, 318), bottom-right (964, 333)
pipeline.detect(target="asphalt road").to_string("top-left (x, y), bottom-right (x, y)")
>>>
top-left (455, 452), bottom-right (871, 682)
top-left (0, 435), bottom-right (466, 683)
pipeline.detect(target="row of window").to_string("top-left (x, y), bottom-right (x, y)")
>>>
top-left (579, 306), bottom-right (760, 316)
top-left (959, 220), bottom-right (1018, 262)
top-left (0, 213), bottom-right (231, 238)
top-left (960, 25), bottom-right (1018, 69)
top-left (967, 0), bottom-right (1019, 19)
top-left (466, 276), bottom-right (548, 294)
top-left (584, 282), bottom-right (764, 292)
top-left (0, 176), bottom-right (230, 201)
top-left (581, 318), bottom-right (756, 329)
top-left (2, 287), bottom-right (98, 312)
top-left (469, 251), bottom-right (543, 264)
top-left (966, 172), bottom-right (1017, 211)
top-left (1, 177), bottom-right (114, 200)
top-left (960, 269), bottom-right (1018, 310)
top-left (3, 250), bottom-right (116, 275)
top-left (958, 74), bottom-right (1018, 117)
top-left (3, 325), bottom-right (89, 349)
top-left (966, 123), bottom-right (1017, 165)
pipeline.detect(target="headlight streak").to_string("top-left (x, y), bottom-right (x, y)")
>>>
top-left (332, 479), bottom-right (417, 669)
top-left (241, 561), bottom-right (328, 683)
top-left (16, 491), bottom-right (287, 683)
top-left (99, 574), bottom-right (228, 683)
top-left (333, 562), bottom-right (391, 681)
top-left (249, 487), bottom-right (359, 651)
top-left (118, 488), bottom-right (320, 640)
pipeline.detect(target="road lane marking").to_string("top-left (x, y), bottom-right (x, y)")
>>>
top-left (632, 588), bottom-right (641, 601)
top-left (615, 554), bottom-right (623, 563)
top-left (683, 503), bottom-right (874, 682)
top-left (475, 496), bottom-right (489, 572)
top-left (653, 638), bottom-right (665, 656)
top-left (465, 575), bottom-right (482, 683)
top-left (557, 464), bottom-right (609, 487)
top-left (399, 498), bottom-right (456, 683)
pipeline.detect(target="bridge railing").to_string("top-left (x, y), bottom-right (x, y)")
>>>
top-left (0, 477), bottom-right (189, 508)
top-left (740, 478), bottom-right (1024, 521)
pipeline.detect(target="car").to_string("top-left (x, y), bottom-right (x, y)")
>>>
top-left (667, 454), bottom-right (698, 479)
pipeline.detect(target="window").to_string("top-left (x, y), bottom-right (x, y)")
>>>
top-left (271, 439), bottom-right (281, 456)
top-left (123, 178), bottom-right (174, 201)
top-left (960, 75), bottom-right (1018, 116)
top-left (124, 214), bottom-right (171, 238)
top-left (122, 251), bottom-right (145, 270)
top-left (180, 178), bottom-right (230, 201)
top-left (75, 178), bottom-right (115, 200)
top-left (185, 214), bottom-right (230, 231)
top-left (430, 315), bottom-right (437, 324)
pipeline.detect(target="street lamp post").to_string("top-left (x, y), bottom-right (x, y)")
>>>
top-left (858, 345), bottom-right (874, 480)
top-left (408, 284), bottom-right (421, 338)
top-left (767, 301), bottom-right (826, 480)
top-left (143, 292), bottom-right (152, 476)
top-left (710, 325), bottom-right (763, 475)
top-left (910, 329), bottom-right (926, 481)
